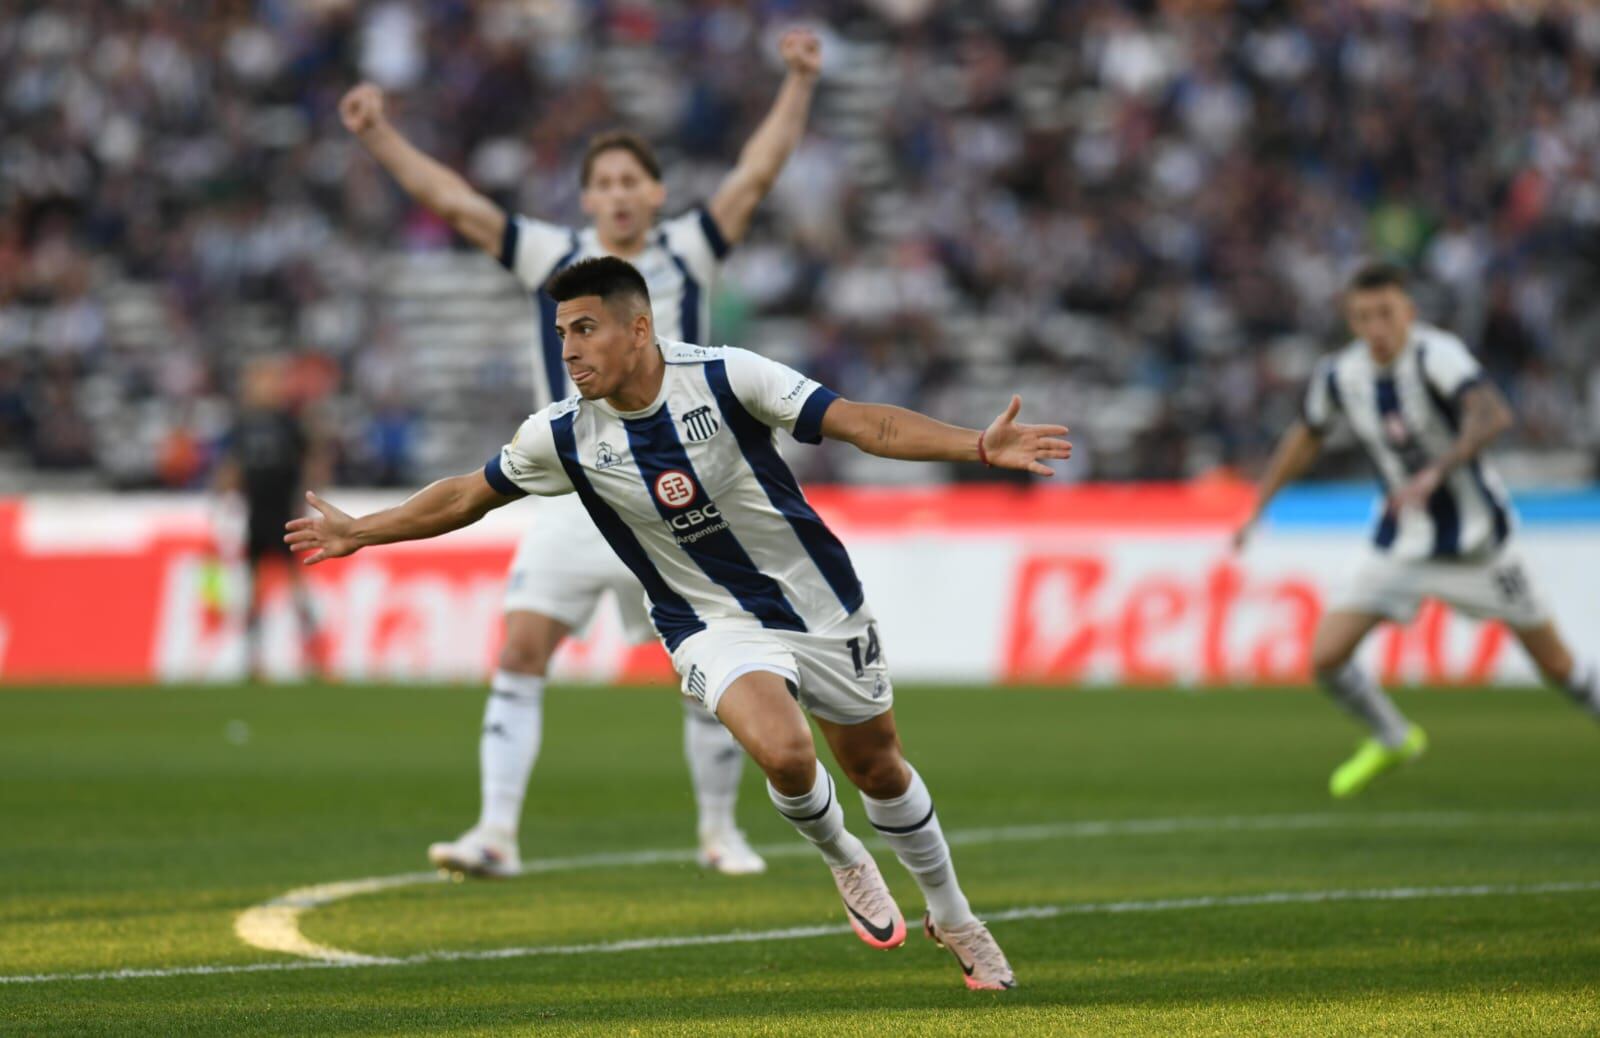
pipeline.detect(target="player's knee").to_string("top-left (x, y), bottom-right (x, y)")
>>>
top-left (1310, 637), bottom-right (1354, 677)
top-left (842, 753), bottom-right (909, 800)
top-left (751, 731), bottom-right (816, 789)
top-left (497, 638), bottom-right (552, 676)
top-left (1522, 639), bottom-right (1573, 686)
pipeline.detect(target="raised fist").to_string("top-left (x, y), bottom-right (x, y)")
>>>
top-left (779, 28), bottom-right (822, 80)
top-left (339, 83), bottom-right (386, 135)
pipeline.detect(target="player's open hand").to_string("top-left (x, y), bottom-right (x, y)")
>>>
top-left (1390, 464), bottom-right (1443, 513)
top-left (338, 83), bottom-right (386, 136)
top-left (981, 395), bottom-right (1072, 477)
top-left (284, 492), bottom-right (360, 565)
top-left (779, 28), bottom-right (822, 79)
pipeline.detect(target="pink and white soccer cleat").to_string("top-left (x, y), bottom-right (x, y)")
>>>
top-left (829, 854), bottom-right (906, 949)
top-left (426, 826), bottom-right (521, 878)
top-left (924, 913), bottom-right (1016, 991)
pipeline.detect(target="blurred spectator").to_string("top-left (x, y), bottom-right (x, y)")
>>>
top-left (1, 0), bottom-right (1597, 488)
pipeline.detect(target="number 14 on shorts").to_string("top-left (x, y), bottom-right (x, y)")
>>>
top-left (847, 624), bottom-right (882, 678)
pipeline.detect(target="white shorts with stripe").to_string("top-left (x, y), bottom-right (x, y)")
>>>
top-left (670, 607), bottom-right (894, 726)
top-left (502, 493), bottom-right (655, 644)
top-left (1330, 544), bottom-right (1550, 629)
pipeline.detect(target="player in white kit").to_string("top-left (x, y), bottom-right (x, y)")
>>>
top-left (1236, 263), bottom-right (1600, 797)
top-left (286, 257), bottom-right (1073, 990)
top-left (338, 31), bottom-right (824, 876)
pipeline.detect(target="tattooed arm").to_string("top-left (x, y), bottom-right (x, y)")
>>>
top-left (1437, 382), bottom-right (1515, 474)
top-left (1391, 382), bottom-right (1514, 511)
top-left (817, 395), bottom-right (1072, 477)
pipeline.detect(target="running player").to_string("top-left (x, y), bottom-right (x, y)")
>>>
top-left (338, 30), bottom-right (824, 876)
top-left (1235, 262), bottom-right (1600, 797)
top-left (287, 256), bottom-right (1072, 990)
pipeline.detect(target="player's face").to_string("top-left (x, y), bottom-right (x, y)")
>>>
top-left (555, 296), bottom-right (651, 400)
top-left (1345, 286), bottom-right (1416, 365)
top-left (242, 358), bottom-right (286, 409)
top-left (1344, 283), bottom-right (1420, 364)
top-left (580, 150), bottom-right (667, 248)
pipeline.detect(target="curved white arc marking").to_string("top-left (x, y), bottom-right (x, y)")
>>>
top-left (234, 871), bottom-right (441, 962)
top-left (228, 809), bottom-right (1589, 964)
top-left (5, 878), bottom-right (1598, 986)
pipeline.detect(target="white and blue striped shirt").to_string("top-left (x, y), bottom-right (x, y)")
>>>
top-left (1303, 323), bottom-right (1514, 560)
top-left (485, 342), bottom-right (865, 648)
top-left (499, 209), bottom-right (729, 408)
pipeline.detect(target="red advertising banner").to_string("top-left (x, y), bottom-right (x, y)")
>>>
top-left (0, 486), bottom-right (1586, 686)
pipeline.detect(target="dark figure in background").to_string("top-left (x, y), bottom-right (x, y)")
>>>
top-left (216, 357), bottom-right (328, 680)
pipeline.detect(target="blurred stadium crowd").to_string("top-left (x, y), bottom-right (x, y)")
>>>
top-left (2, 0), bottom-right (1598, 490)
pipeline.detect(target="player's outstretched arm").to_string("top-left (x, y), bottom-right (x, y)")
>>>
top-left (1390, 382), bottom-right (1513, 511)
top-left (339, 83), bottom-right (506, 256)
top-left (820, 395), bottom-right (1071, 477)
top-left (706, 28), bottom-right (822, 246)
top-left (1233, 421), bottom-right (1323, 551)
top-left (284, 472), bottom-right (514, 565)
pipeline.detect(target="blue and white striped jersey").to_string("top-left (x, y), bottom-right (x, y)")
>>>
top-left (499, 209), bottom-right (729, 408)
top-left (1303, 323), bottom-right (1514, 560)
top-left (484, 342), bottom-right (865, 648)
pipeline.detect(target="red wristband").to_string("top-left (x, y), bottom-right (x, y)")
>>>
top-left (976, 432), bottom-right (991, 467)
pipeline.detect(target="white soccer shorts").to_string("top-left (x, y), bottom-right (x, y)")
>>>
top-left (669, 607), bottom-right (894, 726)
top-left (1330, 544), bottom-right (1550, 630)
top-left (502, 493), bottom-right (655, 643)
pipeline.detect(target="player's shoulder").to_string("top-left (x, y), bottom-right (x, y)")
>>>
top-left (509, 212), bottom-right (582, 247)
top-left (1322, 339), bottom-right (1368, 378)
top-left (657, 205), bottom-right (730, 260)
top-left (661, 339), bottom-right (729, 366)
top-left (545, 394), bottom-right (582, 420)
top-left (657, 205), bottom-right (709, 234)
top-left (1413, 323), bottom-right (1472, 357)
top-left (517, 395), bottom-right (581, 434)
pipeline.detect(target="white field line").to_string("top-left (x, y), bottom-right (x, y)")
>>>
top-left (235, 810), bottom-right (1491, 962)
top-left (7, 879), bottom-right (1600, 986)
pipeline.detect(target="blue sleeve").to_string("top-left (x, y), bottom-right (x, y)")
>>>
top-left (483, 456), bottom-right (528, 498)
top-left (697, 206), bottom-right (731, 260)
top-left (792, 386), bottom-right (840, 445)
top-left (497, 215), bottom-right (519, 270)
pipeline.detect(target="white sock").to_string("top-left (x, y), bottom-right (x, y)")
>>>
top-left (860, 764), bottom-right (975, 928)
top-left (1318, 662), bottom-right (1410, 747)
top-left (1561, 659), bottom-right (1600, 717)
top-left (476, 670), bottom-right (544, 835)
top-left (683, 700), bottom-right (743, 839)
top-left (767, 764), bottom-right (867, 869)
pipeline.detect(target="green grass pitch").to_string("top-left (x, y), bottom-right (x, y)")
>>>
top-left (2, 684), bottom-right (1598, 1036)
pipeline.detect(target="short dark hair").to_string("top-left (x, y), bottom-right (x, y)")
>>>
top-left (545, 256), bottom-right (652, 312)
top-left (580, 131), bottom-right (662, 186)
top-left (1346, 261), bottom-right (1410, 294)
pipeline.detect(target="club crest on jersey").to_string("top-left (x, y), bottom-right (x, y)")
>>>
top-left (595, 441), bottom-right (623, 471)
top-left (653, 470), bottom-right (697, 509)
top-left (681, 405), bottom-right (720, 443)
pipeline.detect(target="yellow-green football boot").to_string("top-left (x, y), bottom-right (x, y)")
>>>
top-left (1329, 725), bottom-right (1428, 798)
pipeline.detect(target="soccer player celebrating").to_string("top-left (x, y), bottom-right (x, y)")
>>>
top-left (1236, 263), bottom-right (1599, 797)
top-left (288, 257), bottom-right (1071, 989)
top-left (338, 30), bottom-right (824, 877)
